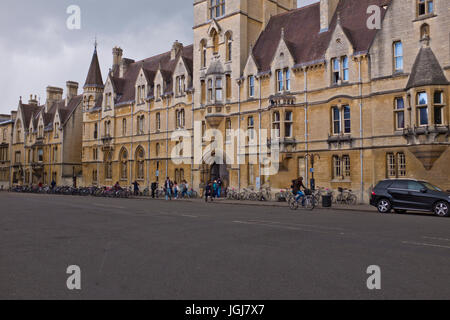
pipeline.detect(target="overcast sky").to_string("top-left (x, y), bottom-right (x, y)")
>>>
top-left (0, 0), bottom-right (318, 114)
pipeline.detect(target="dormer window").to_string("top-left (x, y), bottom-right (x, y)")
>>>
top-left (156, 84), bottom-right (161, 99)
top-left (105, 92), bottom-right (112, 108)
top-left (331, 56), bottom-right (348, 84)
top-left (176, 75), bottom-right (186, 96)
top-left (248, 75), bottom-right (255, 98)
top-left (137, 85), bottom-right (145, 104)
top-left (54, 122), bottom-right (59, 138)
top-left (210, 0), bottom-right (225, 19)
top-left (276, 68), bottom-right (290, 92)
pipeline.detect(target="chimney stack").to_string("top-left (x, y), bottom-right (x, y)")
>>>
top-left (46, 86), bottom-right (63, 112)
top-left (119, 58), bottom-right (135, 78)
top-left (28, 94), bottom-right (38, 106)
top-left (112, 46), bottom-right (123, 71)
top-left (66, 81), bottom-right (79, 105)
top-left (171, 40), bottom-right (183, 60)
top-left (320, 0), bottom-right (339, 33)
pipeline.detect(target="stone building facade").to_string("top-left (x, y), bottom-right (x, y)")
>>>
top-left (79, 0), bottom-right (449, 203)
top-left (9, 83), bottom-right (83, 187)
top-left (0, 113), bottom-right (14, 189)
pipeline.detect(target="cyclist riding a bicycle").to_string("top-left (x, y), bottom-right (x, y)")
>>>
top-left (292, 177), bottom-right (306, 206)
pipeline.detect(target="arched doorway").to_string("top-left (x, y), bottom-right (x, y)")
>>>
top-left (210, 162), bottom-right (229, 191)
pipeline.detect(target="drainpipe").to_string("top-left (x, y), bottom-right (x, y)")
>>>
top-left (147, 98), bottom-right (151, 188)
top-left (165, 96), bottom-right (169, 178)
top-left (131, 105), bottom-right (134, 185)
top-left (191, 94), bottom-right (194, 187)
top-left (237, 80), bottom-right (241, 192)
top-left (258, 76), bottom-right (262, 184)
top-left (304, 68), bottom-right (309, 187)
top-left (358, 58), bottom-right (364, 204)
top-left (97, 112), bottom-right (100, 186)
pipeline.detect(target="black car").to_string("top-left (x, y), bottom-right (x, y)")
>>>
top-left (370, 179), bottom-right (450, 217)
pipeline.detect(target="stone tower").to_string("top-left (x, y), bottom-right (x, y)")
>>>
top-left (83, 43), bottom-right (104, 111)
top-left (192, 0), bottom-right (296, 106)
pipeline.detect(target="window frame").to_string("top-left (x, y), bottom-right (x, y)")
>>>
top-left (394, 97), bottom-right (405, 130)
top-left (393, 41), bottom-right (403, 72)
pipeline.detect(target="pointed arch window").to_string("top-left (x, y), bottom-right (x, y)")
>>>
top-left (225, 32), bottom-right (232, 61)
top-left (211, 30), bottom-right (219, 54)
top-left (136, 147), bottom-right (145, 180)
top-left (105, 152), bottom-right (113, 180)
top-left (420, 23), bottom-right (430, 40)
top-left (120, 149), bottom-right (128, 180)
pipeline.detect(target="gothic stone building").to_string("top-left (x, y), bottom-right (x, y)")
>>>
top-left (80, 0), bottom-right (449, 202)
top-left (10, 83), bottom-right (83, 187)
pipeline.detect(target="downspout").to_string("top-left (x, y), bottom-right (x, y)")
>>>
top-left (258, 76), bottom-right (262, 184)
top-left (131, 105), bottom-right (134, 185)
top-left (97, 112), bottom-right (100, 186)
top-left (304, 68), bottom-right (308, 187)
top-left (237, 80), bottom-right (241, 192)
top-left (191, 92), bottom-right (194, 187)
top-left (165, 96), bottom-right (169, 178)
top-left (147, 98), bottom-right (151, 188)
top-left (358, 58), bottom-right (364, 204)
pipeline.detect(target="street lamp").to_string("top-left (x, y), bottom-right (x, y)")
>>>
top-left (305, 153), bottom-right (320, 191)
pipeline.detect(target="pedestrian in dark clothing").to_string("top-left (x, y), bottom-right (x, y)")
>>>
top-left (51, 180), bottom-right (56, 190)
top-left (205, 182), bottom-right (213, 202)
top-left (151, 182), bottom-right (157, 198)
top-left (132, 180), bottom-right (140, 196)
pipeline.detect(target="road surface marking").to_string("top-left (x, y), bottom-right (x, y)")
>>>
top-left (402, 241), bottom-right (450, 250)
top-left (422, 236), bottom-right (450, 242)
top-left (93, 203), bottom-right (126, 209)
top-left (181, 214), bottom-right (199, 218)
top-left (248, 219), bottom-right (346, 231)
top-left (233, 220), bottom-right (336, 234)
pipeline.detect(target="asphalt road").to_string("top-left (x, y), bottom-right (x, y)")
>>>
top-left (1, 192), bottom-right (449, 300)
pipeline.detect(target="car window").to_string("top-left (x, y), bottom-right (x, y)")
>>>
top-left (407, 181), bottom-right (423, 191)
top-left (421, 182), bottom-right (442, 191)
top-left (389, 180), bottom-right (408, 189)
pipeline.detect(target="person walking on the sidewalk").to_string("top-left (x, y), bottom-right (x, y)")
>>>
top-left (132, 180), bottom-right (140, 196)
top-left (205, 181), bottom-right (213, 202)
top-left (212, 180), bottom-right (218, 198)
top-left (173, 181), bottom-right (179, 199)
top-left (151, 182), bottom-right (157, 198)
top-left (217, 177), bottom-right (222, 198)
top-left (164, 177), bottom-right (173, 200)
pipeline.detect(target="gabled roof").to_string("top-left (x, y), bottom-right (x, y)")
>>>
top-left (252, 0), bottom-right (389, 72)
top-left (111, 45), bottom-right (193, 105)
top-left (84, 48), bottom-right (104, 88)
top-left (20, 104), bottom-right (42, 129)
top-left (406, 47), bottom-right (449, 90)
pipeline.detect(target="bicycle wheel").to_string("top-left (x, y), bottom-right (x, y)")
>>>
top-left (304, 196), bottom-right (315, 210)
top-left (347, 194), bottom-right (357, 205)
top-left (289, 198), bottom-right (298, 210)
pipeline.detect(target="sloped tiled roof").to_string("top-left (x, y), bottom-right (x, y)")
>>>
top-left (21, 104), bottom-right (43, 128)
top-left (406, 47), bottom-right (449, 89)
top-left (84, 48), bottom-right (104, 88)
top-left (252, 0), bottom-right (389, 71)
top-left (111, 45), bottom-right (193, 105)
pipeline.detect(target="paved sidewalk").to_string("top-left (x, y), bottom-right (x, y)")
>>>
top-left (138, 196), bottom-right (374, 213)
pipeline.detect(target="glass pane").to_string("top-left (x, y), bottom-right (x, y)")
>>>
top-left (417, 92), bottom-right (427, 105)
top-left (333, 59), bottom-right (340, 71)
top-left (419, 107), bottom-right (428, 125)
top-left (395, 42), bottom-right (403, 56)
top-left (428, 1), bottom-right (433, 14)
top-left (396, 97), bottom-right (404, 109)
top-left (434, 91), bottom-right (442, 104)
top-left (397, 111), bottom-right (405, 129)
top-left (434, 107), bottom-right (442, 125)
top-left (395, 57), bottom-right (403, 70)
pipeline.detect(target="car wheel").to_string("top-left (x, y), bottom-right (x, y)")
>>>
top-left (434, 201), bottom-right (449, 217)
top-left (377, 199), bottom-right (391, 214)
top-left (394, 209), bottom-right (406, 214)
